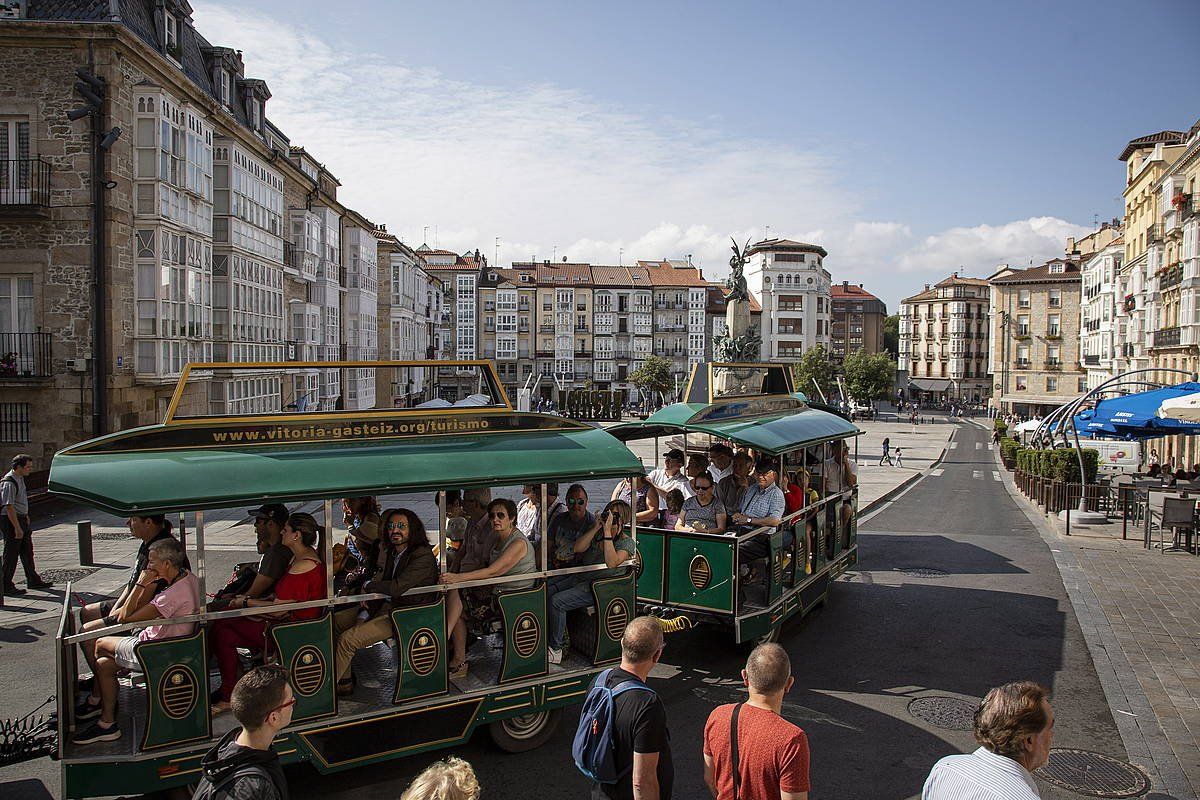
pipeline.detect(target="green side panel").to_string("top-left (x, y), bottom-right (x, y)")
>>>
top-left (634, 530), bottom-right (665, 602)
top-left (136, 629), bottom-right (211, 752)
top-left (811, 511), bottom-right (827, 573)
top-left (666, 535), bottom-right (735, 613)
top-left (498, 584), bottom-right (547, 684)
top-left (270, 613), bottom-right (336, 722)
top-left (767, 529), bottom-right (786, 603)
top-left (826, 500), bottom-right (844, 559)
top-left (590, 571), bottom-right (635, 664)
top-left (390, 597), bottom-right (448, 703)
top-left (792, 517), bottom-right (809, 584)
top-left (848, 492), bottom-right (859, 548)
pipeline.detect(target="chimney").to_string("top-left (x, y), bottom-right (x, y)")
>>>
top-left (842, 280), bottom-right (849, 289)
top-left (1066, 237), bottom-right (1075, 253)
top-left (924, 284), bottom-right (930, 291)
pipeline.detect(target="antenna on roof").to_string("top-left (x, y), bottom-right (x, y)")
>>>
top-left (494, 236), bottom-right (500, 266)
top-left (765, 225), bottom-right (771, 240)
top-left (423, 225), bottom-right (429, 244)
top-left (434, 225), bottom-right (439, 248)
top-left (619, 247), bottom-right (624, 267)
top-left (552, 245), bottom-right (557, 262)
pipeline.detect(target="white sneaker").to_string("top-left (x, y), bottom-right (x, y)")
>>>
top-left (547, 647), bottom-right (563, 664)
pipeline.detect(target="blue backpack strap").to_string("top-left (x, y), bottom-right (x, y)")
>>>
top-left (610, 678), bottom-right (655, 698)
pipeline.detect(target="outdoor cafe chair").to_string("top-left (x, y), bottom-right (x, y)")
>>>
top-left (1159, 496), bottom-right (1197, 554)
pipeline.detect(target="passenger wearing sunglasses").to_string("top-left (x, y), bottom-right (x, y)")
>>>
top-left (193, 665), bottom-right (292, 800)
top-left (548, 484), bottom-right (595, 571)
top-left (442, 498), bottom-right (537, 678)
top-left (675, 478), bottom-right (728, 534)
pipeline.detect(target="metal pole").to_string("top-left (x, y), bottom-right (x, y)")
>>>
top-left (322, 499), bottom-right (334, 602)
top-left (194, 510), bottom-right (206, 604)
top-left (438, 491), bottom-right (448, 573)
top-left (76, 520), bottom-right (93, 566)
top-left (540, 483), bottom-right (549, 571)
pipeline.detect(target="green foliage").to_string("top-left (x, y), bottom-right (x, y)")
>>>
top-left (791, 344), bottom-right (836, 402)
top-left (999, 437), bottom-right (1021, 466)
top-left (630, 355), bottom-right (673, 395)
top-left (1014, 447), bottom-right (1100, 483)
top-left (883, 314), bottom-right (900, 357)
top-left (842, 350), bottom-right (896, 402)
top-left (994, 419), bottom-right (1008, 436)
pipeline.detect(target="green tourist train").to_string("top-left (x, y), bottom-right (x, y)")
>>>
top-left (45, 359), bottom-right (858, 798)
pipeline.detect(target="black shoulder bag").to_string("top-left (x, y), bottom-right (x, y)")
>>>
top-left (730, 702), bottom-right (744, 800)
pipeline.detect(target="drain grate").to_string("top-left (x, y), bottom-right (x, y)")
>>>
top-left (1035, 749), bottom-right (1149, 798)
top-left (907, 696), bottom-right (976, 730)
top-left (39, 567), bottom-right (98, 583)
top-left (898, 567), bottom-right (948, 578)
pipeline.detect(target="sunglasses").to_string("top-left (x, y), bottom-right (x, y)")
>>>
top-left (694, 484), bottom-right (713, 491)
top-left (385, 523), bottom-right (406, 531)
top-left (566, 498), bottom-right (587, 506)
top-left (489, 512), bottom-right (509, 519)
top-left (269, 696), bottom-right (297, 716)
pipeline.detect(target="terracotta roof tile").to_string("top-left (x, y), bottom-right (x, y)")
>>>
top-left (643, 264), bottom-right (708, 287)
top-left (831, 283), bottom-right (880, 300)
top-left (990, 260), bottom-right (1081, 284)
top-left (746, 238), bottom-right (828, 258)
top-left (1119, 130), bottom-right (1187, 161)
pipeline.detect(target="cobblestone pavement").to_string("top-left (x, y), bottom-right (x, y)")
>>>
top-left (983, 420), bottom-right (1200, 799)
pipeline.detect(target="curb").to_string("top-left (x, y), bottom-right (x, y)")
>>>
top-left (989, 447), bottom-right (1193, 798)
top-left (859, 429), bottom-right (952, 517)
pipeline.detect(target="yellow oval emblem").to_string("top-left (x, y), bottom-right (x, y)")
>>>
top-left (512, 611), bottom-right (541, 658)
top-left (290, 645), bottom-right (326, 697)
top-left (689, 555), bottom-right (711, 590)
top-left (159, 666), bottom-right (197, 720)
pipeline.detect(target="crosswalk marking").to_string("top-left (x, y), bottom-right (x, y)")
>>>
top-left (972, 470), bottom-right (983, 480)
top-left (949, 442), bottom-right (958, 449)
top-left (992, 471), bottom-right (1002, 481)
top-left (931, 468), bottom-right (944, 476)
top-left (975, 442), bottom-right (983, 450)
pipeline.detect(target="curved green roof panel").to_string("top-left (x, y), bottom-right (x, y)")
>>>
top-left (49, 413), bottom-right (645, 515)
top-left (609, 398), bottom-right (858, 455)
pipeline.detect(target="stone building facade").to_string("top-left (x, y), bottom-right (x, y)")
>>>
top-left (899, 274), bottom-right (991, 404)
top-left (744, 238), bottom-right (832, 362)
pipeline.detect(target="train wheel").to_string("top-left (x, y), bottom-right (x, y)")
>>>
top-left (490, 708), bottom-right (562, 753)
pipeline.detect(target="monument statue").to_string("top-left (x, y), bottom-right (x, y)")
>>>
top-left (714, 237), bottom-right (761, 362)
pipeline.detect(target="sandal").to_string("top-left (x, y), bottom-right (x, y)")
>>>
top-left (336, 678), bottom-right (355, 697)
top-left (448, 659), bottom-right (468, 679)
top-left (211, 700), bottom-right (232, 715)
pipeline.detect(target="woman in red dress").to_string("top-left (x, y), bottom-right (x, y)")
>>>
top-left (209, 512), bottom-right (326, 712)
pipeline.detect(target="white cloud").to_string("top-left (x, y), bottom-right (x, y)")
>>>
top-left (192, 3), bottom-right (1091, 310)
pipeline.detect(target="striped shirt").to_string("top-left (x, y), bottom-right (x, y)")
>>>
top-left (922, 747), bottom-right (1041, 800)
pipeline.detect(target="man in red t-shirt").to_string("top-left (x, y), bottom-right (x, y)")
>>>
top-left (702, 643), bottom-right (810, 800)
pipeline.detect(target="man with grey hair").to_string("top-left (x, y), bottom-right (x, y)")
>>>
top-left (74, 537), bottom-right (200, 744)
top-left (597, 616), bottom-right (674, 800)
top-left (2, 453), bottom-right (51, 597)
top-left (703, 643), bottom-right (809, 800)
top-left (449, 487), bottom-right (493, 574)
top-left (922, 681), bottom-right (1054, 799)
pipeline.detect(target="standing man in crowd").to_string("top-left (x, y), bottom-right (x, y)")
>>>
top-left (602, 616), bottom-right (674, 800)
top-left (648, 449), bottom-right (694, 505)
top-left (703, 643), bottom-right (810, 800)
top-left (922, 681), bottom-right (1054, 800)
top-left (193, 664), bottom-right (293, 800)
top-left (2, 454), bottom-right (52, 597)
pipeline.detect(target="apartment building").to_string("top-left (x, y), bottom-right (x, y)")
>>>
top-left (641, 261), bottom-right (708, 380)
top-left (372, 228), bottom-right (443, 406)
top-left (745, 238), bottom-right (832, 361)
top-left (478, 265), bottom-right (537, 398)
top-left (418, 245), bottom-right (489, 401)
top-left (989, 259), bottom-right (1084, 416)
top-left (590, 265), bottom-right (654, 393)
top-left (830, 282), bottom-right (887, 365)
top-left (898, 274), bottom-right (991, 404)
top-left (1079, 228), bottom-right (1125, 388)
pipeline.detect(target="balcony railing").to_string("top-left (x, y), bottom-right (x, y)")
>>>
top-left (1153, 326), bottom-right (1181, 348)
top-left (0, 332), bottom-right (52, 377)
top-left (1082, 354), bottom-right (1100, 366)
top-left (0, 158), bottom-right (51, 209)
top-left (1158, 264), bottom-right (1183, 290)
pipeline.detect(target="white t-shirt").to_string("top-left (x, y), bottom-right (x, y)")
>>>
top-left (822, 456), bottom-right (858, 494)
top-left (647, 468), bottom-right (694, 507)
top-left (708, 463), bottom-right (732, 483)
top-left (922, 747), bottom-right (1041, 800)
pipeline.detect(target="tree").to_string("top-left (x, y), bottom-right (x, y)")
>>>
top-left (883, 314), bottom-right (900, 358)
top-left (791, 345), bottom-right (836, 403)
top-left (843, 350), bottom-right (896, 402)
top-left (630, 355), bottom-right (673, 408)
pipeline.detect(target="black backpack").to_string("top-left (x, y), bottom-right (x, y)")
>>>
top-left (192, 763), bottom-right (277, 800)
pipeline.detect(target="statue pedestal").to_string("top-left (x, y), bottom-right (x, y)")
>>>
top-left (726, 299), bottom-right (751, 342)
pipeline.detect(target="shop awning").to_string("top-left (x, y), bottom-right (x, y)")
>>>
top-left (908, 378), bottom-right (952, 392)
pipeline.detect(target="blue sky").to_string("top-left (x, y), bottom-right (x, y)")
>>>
top-left (194, 0), bottom-right (1200, 308)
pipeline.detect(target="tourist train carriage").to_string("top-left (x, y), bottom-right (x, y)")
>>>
top-left (48, 360), bottom-right (643, 799)
top-left (609, 362), bottom-right (860, 644)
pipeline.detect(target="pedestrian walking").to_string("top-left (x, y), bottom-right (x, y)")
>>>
top-left (400, 756), bottom-right (480, 800)
top-left (702, 643), bottom-right (810, 800)
top-left (878, 437), bottom-right (892, 467)
top-left (893, 447), bottom-right (904, 468)
top-left (572, 615), bottom-right (673, 800)
top-left (2, 453), bottom-right (52, 598)
top-left (922, 681), bottom-right (1054, 800)
top-left (192, 665), bottom-right (293, 800)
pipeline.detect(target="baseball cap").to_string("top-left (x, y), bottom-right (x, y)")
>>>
top-left (665, 448), bottom-right (685, 461)
top-left (249, 503), bottom-right (289, 525)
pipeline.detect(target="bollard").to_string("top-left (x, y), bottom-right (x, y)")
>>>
top-left (77, 520), bottom-right (94, 566)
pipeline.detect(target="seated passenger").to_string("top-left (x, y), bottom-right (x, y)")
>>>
top-left (686, 453), bottom-right (711, 493)
top-left (548, 484), bottom-right (595, 571)
top-left (663, 489), bottom-right (685, 529)
top-left (213, 503), bottom-right (291, 608)
top-left (449, 488), bottom-right (494, 576)
top-left (437, 490), bottom-right (468, 554)
top-left (732, 459), bottom-right (787, 573)
top-left (546, 500), bottom-right (634, 664)
top-left (209, 513), bottom-right (326, 713)
top-left (707, 443), bottom-right (735, 483)
top-left (611, 475), bottom-right (661, 526)
top-left (333, 508), bottom-right (439, 695)
top-left (716, 452), bottom-right (755, 516)
top-left (442, 498), bottom-right (537, 679)
top-left (782, 470), bottom-right (818, 517)
top-left (676, 477), bottom-right (727, 534)
top-left (73, 537), bottom-right (199, 744)
top-left (78, 514), bottom-right (189, 633)
top-left (516, 483), bottom-right (564, 552)
top-left (335, 497), bottom-right (382, 593)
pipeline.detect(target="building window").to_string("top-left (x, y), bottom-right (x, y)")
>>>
top-left (1015, 375), bottom-right (1028, 391)
top-left (0, 402), bottom-right (31, 443)
top-left (164, 12), bottom-right (181, 61)
top-left (1046, 377), bottom-right (1058, 393)
top-left (1048, 289), bottom-right (1062, 308)
top-left (1047, 314), bottom-right (1060, 337)
top-left (1018, 290), bottom-right (1030, 309)
top-left (1078, 377), bottom-right (1087, 392)
top-left (0, 275), bottom-right (34, 334)
top-left (1017, 315), bottom-right (1030, 336)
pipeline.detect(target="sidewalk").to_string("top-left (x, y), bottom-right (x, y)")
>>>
top-left (0, 414), bottom-right (954, 629)
top-left (991, 439), bottom-right (1200, 798)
